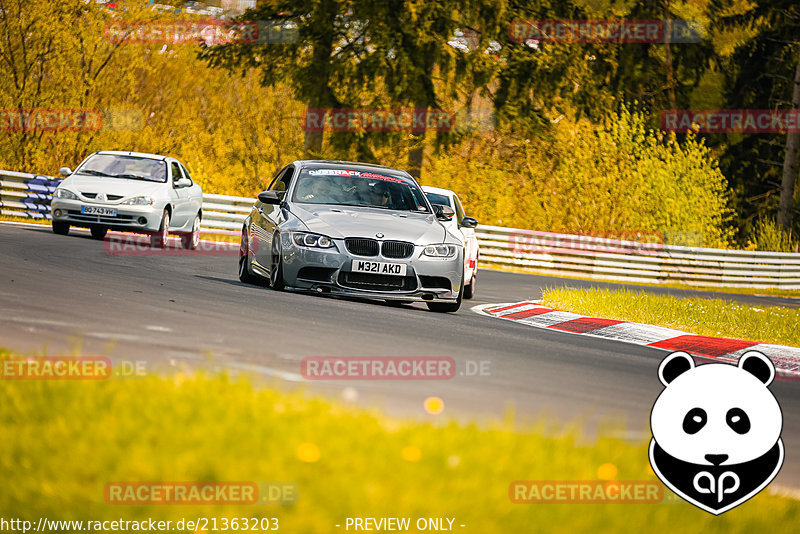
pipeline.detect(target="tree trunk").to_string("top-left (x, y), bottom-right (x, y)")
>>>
top-left (407, 102), bottom-right (429, 179)
top-left (407, 138), bottom-right (425, 180)
top-left (303, 99), bottom-right (324, 158)
top-left (778, 61), bottom-right (800, 232)
top-left (664, 1), bottom-right (677, 111)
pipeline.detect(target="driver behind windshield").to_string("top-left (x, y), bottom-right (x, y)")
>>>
top-left (369, 181), bottom-right (390, 208)
top-left (298, 177), bottom-right (339, 203)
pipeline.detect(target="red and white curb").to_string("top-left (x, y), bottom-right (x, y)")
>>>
top-left (472, 301), bottom-right (800, 379)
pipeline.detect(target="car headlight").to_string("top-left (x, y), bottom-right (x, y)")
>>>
top-left (121, 196), bottom-right (154, 205)
top-left (423, 244), bottom-right (458, 257)
top-left (53, 188), bottom-right (78, 200)
top-left (292, 232), bottom-right (335, 248)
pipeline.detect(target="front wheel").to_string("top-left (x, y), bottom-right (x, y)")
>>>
top-left (426, 277), bottom-right (463, 313)
top-left (463, 272), bottom-right (476, 299)
top-left (90, 226), bottom-right (107, 240)
top-left (181, 215), bottom-right (200, 250)
top-left (270, 232), bottom-right (285, 291)
top-left (238, 226), bottom-right (263, 285)
top-left (52, 221), bottom-right (70, 235)
top-left (150, 210), bottom-right (170, 249)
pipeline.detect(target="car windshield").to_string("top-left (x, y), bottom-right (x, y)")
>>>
top-left (425, 192), bottom-right (452, 208)
top-left (292, 168), bottom-right (430, 212)
top-left (76, 154), bottom-right (167, 183)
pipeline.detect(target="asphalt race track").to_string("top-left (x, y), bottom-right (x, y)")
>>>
top-left (1, 222), bottom-right (799, 488)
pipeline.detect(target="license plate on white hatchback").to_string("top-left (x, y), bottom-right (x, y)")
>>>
top-left (81, 206), bottom-right (117, 216)
top-left (352, 260), bottom-right (407, 276)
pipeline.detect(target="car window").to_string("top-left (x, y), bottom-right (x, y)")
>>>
top-left (179, 163), bottom-right (193, 185)
top-left (269, 166), bottom-right (294, 192)
top-left (170, 162), bottom-right (182, 184)
top-left (454, 195), bottom-right (466, 221)
top-left (76, 154), bottom-right (167, 182)
top-left (425, 192), bottom-right (452, 209)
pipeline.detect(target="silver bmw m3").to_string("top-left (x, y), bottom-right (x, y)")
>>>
top-left (238, 160), bottom-right (467, 312)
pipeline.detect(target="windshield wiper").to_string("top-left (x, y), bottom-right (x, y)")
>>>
top-left (110, 173), bottom-right (148, 180)
top-left (335, 203), bottom-right (390, 209)
top-left (78, 169), bottom-right (115, 177)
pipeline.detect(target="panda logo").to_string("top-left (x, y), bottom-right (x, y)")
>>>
top-left (649, 351), bottom-right (784, 515)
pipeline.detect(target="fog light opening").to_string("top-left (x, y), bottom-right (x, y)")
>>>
top-left (422, 294), bottom-right (434, 301)
top-left (137, 217), bottom-right (147, 224)
top-left (53, 209), bottom-right (63, 217)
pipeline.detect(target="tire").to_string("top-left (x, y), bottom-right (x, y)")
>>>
top-left (52, 221), bottom-right (70, 235)
top-left (90, 226), bottom-right (107, 240)
top-left (150, 210), bottom-right (170, 249)
top-left (181, 214), bottom-right (200, 250)
top-left (426, 276), bottom-right (463, 313)
top-left (463, 272), bottom-right (476, 299)
top-left (238, 225), bottom-right (263, 285)
top-left (270, 232), bottom-right (285, 291)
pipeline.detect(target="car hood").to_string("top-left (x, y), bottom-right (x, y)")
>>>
top-left (291, 204), bottom-right (456, 244)
top-left (61, 174), bottom-right (165, 198)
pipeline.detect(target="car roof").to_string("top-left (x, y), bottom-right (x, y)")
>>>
top-left (293, 160), bottom-right (413, 177)
top-left (95, 150), bottom-right (169, 161)
top-left (421, 185), bottom-right (456, 197)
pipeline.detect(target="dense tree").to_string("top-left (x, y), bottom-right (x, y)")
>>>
top-left (1, 0), bottom-right (797, 248)
top-left (715, 0), bottom-right (800, 240)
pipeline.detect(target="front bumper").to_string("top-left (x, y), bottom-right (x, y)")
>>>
top-left (51, 199), bottom-right (163, 232)
top-left (281, 235), bottom-right (463, 302)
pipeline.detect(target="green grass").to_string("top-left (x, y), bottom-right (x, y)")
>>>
top-left (0, 350), bottom-right (798, 533)
top-left (541, 287), bottom-right (800, 347)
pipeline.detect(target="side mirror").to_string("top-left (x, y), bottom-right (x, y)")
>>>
top-left (460, 216), bottom-right (478, 229)
top-left (59, 167), bottom-right (72, 177)
top-left (432, 204), bottom-right (455, 221)
top-left (174, 177), bottom-right (192, 188)
top-left (257, 190), bottom-right (282, 205)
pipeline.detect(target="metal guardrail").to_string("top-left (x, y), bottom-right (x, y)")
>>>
top-left (478, 226), bottom-right (800, 289)
top-left (3, 169), bottom-right (800, 288)
top-left (0, 170), bottom-right (62, 219)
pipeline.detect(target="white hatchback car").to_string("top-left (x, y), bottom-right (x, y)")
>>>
top-left (422, 185), bottom-right (479, 298)
top-left (51, 151), bottom-right (203, 248)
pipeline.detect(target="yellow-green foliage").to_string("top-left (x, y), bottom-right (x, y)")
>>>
top-left (747, 219), bottom-right (800, 253)
top-left (424, 109), bottom-right (733, 247)
top-left (1, 364), bottom-right (798, 532)
top-left (0, 0), bottom-right (305, 197)
top-left (0, 2), bottom-right (732, 242)
top-left (541, 287), bottom-right (800, 347)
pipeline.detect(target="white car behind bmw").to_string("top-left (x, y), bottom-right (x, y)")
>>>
top-left (51, 151), bottom-right (203, 248)
top-left (421, 185), bottom-right (479, 298)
